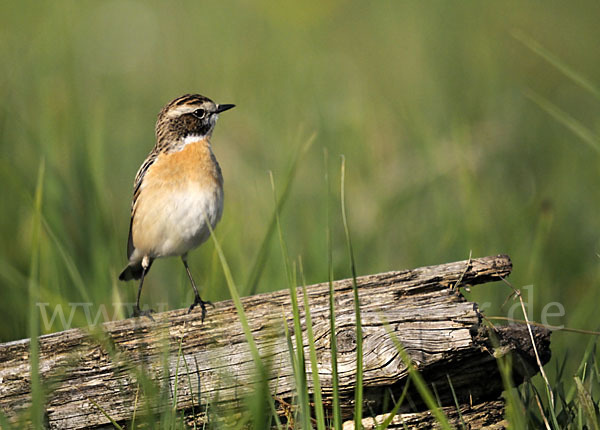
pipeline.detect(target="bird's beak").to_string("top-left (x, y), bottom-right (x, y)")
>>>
top-left (216, 104), bottom-right (235, 113)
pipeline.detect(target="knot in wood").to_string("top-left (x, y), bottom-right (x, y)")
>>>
top-left (336, 329), bottom-right (357, 353)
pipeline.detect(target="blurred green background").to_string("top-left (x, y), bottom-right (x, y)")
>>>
top-left (1, 0), bottom-right (599, 381)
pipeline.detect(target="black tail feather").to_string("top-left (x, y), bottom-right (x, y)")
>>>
top-left (119, 261), bottom-right (152, 281)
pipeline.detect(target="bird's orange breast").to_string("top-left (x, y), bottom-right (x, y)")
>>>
top-left (145, 138), bottom-right (223, 188)
top-left (129, 137), bottom-right (224, 259)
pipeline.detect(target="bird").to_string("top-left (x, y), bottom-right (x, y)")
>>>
top-left (118, 94), bottom-right (235, 321)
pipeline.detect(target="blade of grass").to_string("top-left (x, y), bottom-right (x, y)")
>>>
top-left (268, 396), bottom-right (285, 430)
top-left (529, 384), bottom-right (552, 430)
top-left (324, 149), bottom-right (342, 429)
top-left (525, 89), bottom-right (600, 153)
top-left (566, 337), bottom-right (598, 403)
top-left (376, 379), bottom-right (411, 430)
top-left (28, 159), bottom-right (45, 429)
top-left (204, 214), bottom-right (264, 374)
top-left (383, 321), bottom-right (452, 430)
top-left (247, 365), bottom-right (272, 430)
top-left (490, 331), bottom-right (527, 429)
top-left (0, 257), bottom-right (28, 286)
top-left (245, 302), bottom-right (280, 429)
top-left (446, 375), bottom-right (466, 430)
top-left (299, 257), bottom-right (326, 430)
top-left (130, 385), bottom-right (140, 430)
top-left (110, 274), bottom-right (125, 323)
top-left (270, 172), bottom-right (310, 429)
top-left (574, 376), bottom-right (599, 430)
top-left (171, 335), bottom-right (185, 414)
top-left (283, 311), bottom-right (302, 427)
top-left (269, 171), bottom-right (294, 285)
top-left (181, 349), bottom-right (198, 429)
top-left (245, 133), bottom-right (316, 296)
top-left (593, 343), bottom-right (600, 386)
top-left (497, 276), bottom-right (558, 427)
top-left (205, 212), bottom-right (278, 429)
top-left (512, 30), bottom-right (600, 100)
top-left (160, 337), bottom-right (176, 429)
top-left (89, 398), bottom-right (124, 430)
top-left (195, 356), bottom-right (208, 429)
top-left (41, 217), bottom-right (91, 302)
top-left (0, 410), bottom-right (12, 430)
top-left (340, 155), bottom-right (364, 425)
top-left (0, 155), bottom-right (91, 305)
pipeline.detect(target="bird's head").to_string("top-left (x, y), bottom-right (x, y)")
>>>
top-left (155, 94), bottom-right (235, 149)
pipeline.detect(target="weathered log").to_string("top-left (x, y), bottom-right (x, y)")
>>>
top-left (0, 255), bottom-right (550, 428)
top-left (343, 400), bottom-right (507, 429)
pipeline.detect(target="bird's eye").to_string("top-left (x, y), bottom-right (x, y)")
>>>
top-left (193, 108), bottom-right (206, 119)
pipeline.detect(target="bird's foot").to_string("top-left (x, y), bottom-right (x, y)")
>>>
top-left (188, 295), bottom-right (214, 322)
top-left (132, 306), bottom-right (155, 321)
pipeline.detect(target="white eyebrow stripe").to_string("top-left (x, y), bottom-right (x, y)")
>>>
top-left (167, 105), bottom-right (199, 117)
top-left (167, 102), bottom-right (217, 118)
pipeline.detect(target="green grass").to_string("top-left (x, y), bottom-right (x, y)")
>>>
top-left (340, 156), bottom-right (364, 426)
top-left (384, 322), bottom-right (452, 430)
top-left (1, 0), bottom-right (600, 428)
top-left (324, 149), bottom-right (342, 429)
top-left (27, 161), bottom-right (45, 429)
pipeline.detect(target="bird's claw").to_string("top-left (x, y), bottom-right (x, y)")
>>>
top-left (133, 306), bottom-right (155, 321)
top-left (188, 296), bottom-right (214, 322)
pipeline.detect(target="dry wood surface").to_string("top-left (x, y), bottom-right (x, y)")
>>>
top-left (343, 400), bottom-right (507, 429)
top-left (0, 254), bottom-right (551, 429)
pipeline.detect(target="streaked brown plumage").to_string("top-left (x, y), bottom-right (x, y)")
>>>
top-left (119, 94), bottom-right (235, 320)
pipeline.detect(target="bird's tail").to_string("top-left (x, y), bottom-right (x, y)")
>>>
top-left (119, 263), bottom-right (144, 281)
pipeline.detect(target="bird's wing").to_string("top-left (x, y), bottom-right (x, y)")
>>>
top-left (126, 217), bottom-right (135, 260)
top-left (127, 149), bottom-right (160, 259)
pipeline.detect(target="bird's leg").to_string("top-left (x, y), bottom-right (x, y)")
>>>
top-left (133, 256), bottom-right (154, 320)
top-left (182, 255), bottom-right (213, 322)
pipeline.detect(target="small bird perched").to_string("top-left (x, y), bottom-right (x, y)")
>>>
top-left (119, 94), bottom-right (235, 320)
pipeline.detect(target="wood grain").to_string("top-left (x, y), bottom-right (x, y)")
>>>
top-left (344, 400), bottom-right (507, 429)
top-left (0, 254), bottom-right (550, 428)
